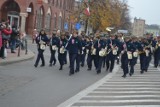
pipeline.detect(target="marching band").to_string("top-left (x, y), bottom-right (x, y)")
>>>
top-left (34, 29), bottom-right (160, 77)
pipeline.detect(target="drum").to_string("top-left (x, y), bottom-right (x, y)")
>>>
top-left (127, 52), bottom-right (132, 59)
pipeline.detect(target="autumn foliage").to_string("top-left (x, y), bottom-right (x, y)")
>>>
top-left (73, 0), bottom-right (131, 32)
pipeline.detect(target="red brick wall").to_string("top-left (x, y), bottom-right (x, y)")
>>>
top-left (0, 0), bottom-right (75, 35)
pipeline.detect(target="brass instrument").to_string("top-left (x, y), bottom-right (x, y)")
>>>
top-left (138, 51), bottom-right (145, 55)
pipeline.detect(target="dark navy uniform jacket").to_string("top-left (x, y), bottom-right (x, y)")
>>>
top-left (94, 39), bottom-right (106, 55)
top-left (50, 36), bottom-right (60, 47)
top-left (106, 39), bottom-right (119, 55)
top-left (126, 41), bottom-right (136, 52)
top-left (67, 37), bottom-right (82, 54)
top-left (58, 38), bottom-right (67, 53)
top-left (36, 34), bottom-right (49, 49)
top-left (81, 39), bottom-right (87, 53)
top-left (85, 41), bottom-right (92, 55)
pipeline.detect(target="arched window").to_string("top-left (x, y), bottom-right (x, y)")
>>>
top-left (52, 0), bottom-right (54, 5)
top-left (36, 7), bottom-right (44, 31)
top-left (60, 0), bottom-right (62, 8)
top-left (54, 13), bottom-right (57, 30)
top-left (58, 12), bottom-right (62, 30)
top-left (56, 0), bottom-right (58, 7)
top-left (63, 0), bottom-right (66, 9)
top-left (45, 8), bottom-right (51, 32)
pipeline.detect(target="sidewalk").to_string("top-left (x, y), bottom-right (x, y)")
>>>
top-left (0, 48), bottom-right (35, 66)
top-left (58, 64), bottom-right (160, 107)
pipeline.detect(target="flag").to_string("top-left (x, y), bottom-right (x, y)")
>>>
top-left (84, 7), bottom-right (90, 16)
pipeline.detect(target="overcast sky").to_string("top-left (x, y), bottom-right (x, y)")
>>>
top-left (76, 0), bottom-right (160, 25)
top-left (128, 0), bottom-right (160, 25)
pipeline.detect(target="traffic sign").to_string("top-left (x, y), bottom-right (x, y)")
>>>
top-left (75, 23), bottom-right (81, 30)
top-left (64, 23), bottom-right (68, 30)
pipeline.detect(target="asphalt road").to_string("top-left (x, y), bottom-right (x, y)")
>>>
top-left (0, 41), bottom-right (108, 107)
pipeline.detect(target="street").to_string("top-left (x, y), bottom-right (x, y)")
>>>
top-left (0, 41), bottom-right (107, 107)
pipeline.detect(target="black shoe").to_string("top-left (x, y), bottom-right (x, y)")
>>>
top-left (129, 73), bottom-right (132, 76)
top-left (97, 70), bottom-right (101, 74)
top-left (11, 51), bottom-right (16, 53)
top-left (40, 64), bottom-right (45, 67)
top-left (53, 62), bottom-right (56, 65)
top-left (122, 75), bottom-right (126, 78)
top-left (69, 72), bottom-right (74, 76)
top-left (75, 69), bottom-right (79, 73)
top-left (87, 68), bottom-right (91, 71)
top-left (110, 70), bottom-right (112, 73)
top-left (81, 64), bottom-right (84, 67)
top-left (49, 63), bottom-right (52, 67)
top-left (106, 68), bottom-right (109, 72)
top-left (34, 64), bottom-right (37, 68)
top-left (145, 70), bottom-right (147, 72)
top-left (140, 71), bottom-right (144, 74)
top-left (59, 66), bottom-right (63, 70)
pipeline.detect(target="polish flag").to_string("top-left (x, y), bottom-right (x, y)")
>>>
top-left (84, 7), bottom-right (90, 16)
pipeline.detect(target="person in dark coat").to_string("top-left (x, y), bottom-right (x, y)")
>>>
top-left (58, 33), bottom-right (67, 70)
top-left (34, 29), bottom-right (49, 67)
top-left (49, 32), bottom-right (59, 66)
top-left (66, 30), bottom-right (82, 76)
top-left (10, 26), bottom-right (19, 53)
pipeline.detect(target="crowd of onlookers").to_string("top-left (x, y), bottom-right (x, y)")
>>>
top-left (0, 20), bottom-right (26, 59)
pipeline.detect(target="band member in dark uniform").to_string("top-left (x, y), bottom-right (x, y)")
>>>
top-left (154, 39), bottom-right (160, 68)
top-left (34, 29), bottom-right (49, 67)
top-left (106, 35), bottom-right (119, 72)
top-left (126, 37), bottom-right (137, 76)
top-left (121, 37), bottom-right (129, 78)
top-left (58, 33), bottom-right (67, 70)
top-left (139, 38), bottom-right (151, 74)
top-left (96, 35), bottom-right (107, 74)
top-left (49, 32), bottom-right (59, 66)
top-left (80, 36), bottom-right (87, 67)
top-left (86, 37), bottom-right (93, 70)
top-left (66, 30), bottom-right (82, 76)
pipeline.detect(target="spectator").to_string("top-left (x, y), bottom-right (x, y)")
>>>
top-left (10, 26), bottom-right (19, 53)
top-left (32, 29), bottom-right (38, 43)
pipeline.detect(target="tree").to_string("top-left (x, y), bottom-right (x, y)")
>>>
top-left (73, 0), bottom-right (131, 33)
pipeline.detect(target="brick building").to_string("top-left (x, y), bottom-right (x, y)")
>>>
top-left (0, 0), bottom-right (75, 35)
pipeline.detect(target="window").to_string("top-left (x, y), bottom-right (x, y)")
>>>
top-left (56, 0), bottom-right (58, 7)
top-left (54, 13), bottom-right (57, 29)
top-left (63, 0), bottom-right (66, 9)
top-left (36, 7), bottom-right (44, 31)
top-left (60, 0), bottom-right (62, 8)
top-left (58, 13), bottom-right (62, 30)
top-left (45, 13), bottom-right (51, 32)
top-left (52, 0), bottom-right (54, 5)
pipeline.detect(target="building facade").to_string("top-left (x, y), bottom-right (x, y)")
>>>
top-left (0, 0), bottom-right (75, 35)
top-left (132, 17), bottom-right (145, 37)
top-left (145, 25), bottom-right (160, 36)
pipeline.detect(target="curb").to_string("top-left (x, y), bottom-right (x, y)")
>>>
top-left (0, 50), bottom-right (35, 66)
